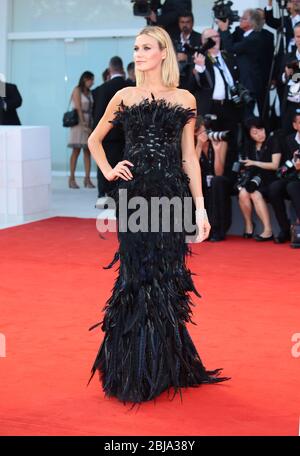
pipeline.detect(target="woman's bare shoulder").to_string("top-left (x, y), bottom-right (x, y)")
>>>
top-left (115, 86), bottom-right (138, 103)
top-left (104, 87), bottom-right (139, 113)
top-left (174, 89), bottom-right (196, 109)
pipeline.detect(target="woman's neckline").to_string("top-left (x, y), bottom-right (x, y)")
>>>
top-left (119, 92), bottom-right (194, 113)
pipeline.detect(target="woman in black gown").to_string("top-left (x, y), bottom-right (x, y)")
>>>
top-left (88, 26), bottom-right (229, 404)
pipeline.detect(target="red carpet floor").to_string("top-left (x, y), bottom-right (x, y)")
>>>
top-left (0, 216), bottom-right (299, 436)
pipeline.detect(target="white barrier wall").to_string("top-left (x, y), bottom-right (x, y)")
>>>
top-left (0, 126), bottom-right (51, 223)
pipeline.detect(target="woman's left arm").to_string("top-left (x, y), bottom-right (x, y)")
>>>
top-left (181, 93), bottom-right (204, 209)
top-left (181, 92), bottom-right (210, 241)
top-left (242, 153), bottom-right (281, 170)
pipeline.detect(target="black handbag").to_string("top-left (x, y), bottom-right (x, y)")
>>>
top-left (63, 98), bottom-right (79, 127)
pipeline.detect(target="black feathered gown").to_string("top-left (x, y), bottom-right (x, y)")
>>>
top-left (89, 95), bottom-right (229, 403)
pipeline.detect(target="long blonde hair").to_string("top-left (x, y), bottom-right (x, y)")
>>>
top-left (135, 26), bottom-right (179, 88)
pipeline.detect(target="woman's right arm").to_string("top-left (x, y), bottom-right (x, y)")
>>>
top-left (87, 91), bottom-right (134, 182)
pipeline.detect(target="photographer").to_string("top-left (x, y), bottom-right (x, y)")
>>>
top-left (281, 23), bottom-right (300, 134)
top-left (195, 115), bottom-right (232, 242)
top-left (146, 0), bottom-right (192, 40)
top-left (191, 28), bottom-right (240, 129)
top-left (268, 111), bottom-right (300, 243)
top-left (265, 0), bottom-right (300, 54)
top-left (172, 11), bottom-right (201, 89)
top-left (190, 28), bottom-right (241, 179)
top-left (235, 118), bottom-right (282, 241)
top-left (217, 9), bottom-right (264, 116)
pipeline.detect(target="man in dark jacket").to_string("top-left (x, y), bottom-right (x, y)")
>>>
top-left (0, 81), bottom-right (22, 125)
top-left (190, 28), bottom-right (240, 123)
top-left (172, 10), bottom-right (201, 55)
top-left (217, 9), bottom-right (264, 117)
top-left (188, 29), bottom-right (241, 241)
top-left (146, 0), bottom-right (192, 40)
top-left (92, 56), bottom-right (131, 200)
top-left (256, 9), bottom-right (275, 93)
top-left (172, 10), bottom-right (202, 89)
top-left (264, 0), bottom-right (300, 54)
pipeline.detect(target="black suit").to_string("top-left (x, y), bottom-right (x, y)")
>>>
top-left (125, 78), bottom-right (135, 87)
top-left (257, 28), bottom-right (275, 123)
top-left (220, 29), bottom-right (263, 113)
top-left (190, 51), bottom-right (242, 170)
top-left (172, 29), bottom-right (202, 52)
top-left (190, 52), bottom-right (240, 238)
top-left (189, 51), bottom-right (239, 120)
top-left (264, 8), bottom-right (298, 90)
top-left (0, 83), bottom-right (22, 125)
top-left (264, 8), bottom-right (295, 54)
top-left (92, 76), bottom-right (131, 197)
top-left (155, 0), bottom-right (192, 39)
top-left (259, 29), bottom-right (275, 90)
top-left (173, 29), bottom-right (202, 89)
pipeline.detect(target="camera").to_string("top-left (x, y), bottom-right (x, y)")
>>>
top-left (176, 37), bottom-right (216, 58)
top-left (131, 0), bottom-right (161, 17)
top-left (204, 114), bottom-right (230, 142)
top-left (212, 0), bottom-right (239, 24)
top-left (183, 37), bottom-right (216, 56)
top-left (232, 159), bottom-right (262, 192)
top-left (230, 83), bottom-right (253, 106)
top-left (176, 37), bottom-right (218, 84)
top-left (208, 131), bottom-right (230, 141)
top-left (277, 153), bottom-right (300, 179)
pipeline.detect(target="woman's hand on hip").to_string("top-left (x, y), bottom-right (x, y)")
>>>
top-left (106, 160), bottom-right (134, 182)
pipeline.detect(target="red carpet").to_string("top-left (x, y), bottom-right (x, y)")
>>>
top-left (0, 216), bottom-right (299, 436)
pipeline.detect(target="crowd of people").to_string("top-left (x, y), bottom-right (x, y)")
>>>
top-left (69, 2), bottom-right (300, 248)
top-left (2, 0), bottom-right (300, 247)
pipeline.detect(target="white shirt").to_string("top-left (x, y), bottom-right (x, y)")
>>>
top-left (180, 32), bottom-right (191, 47)
top-left (292, 14), bottom-right (300, 27)
top-left (243, 29), bottom-right (253, 38)
top-left (110, 73), bottom-right (124, 80)
top-left (295, 132), bottom-right (300, 145)
top-left (195, 52), bottom-right (234, 100)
